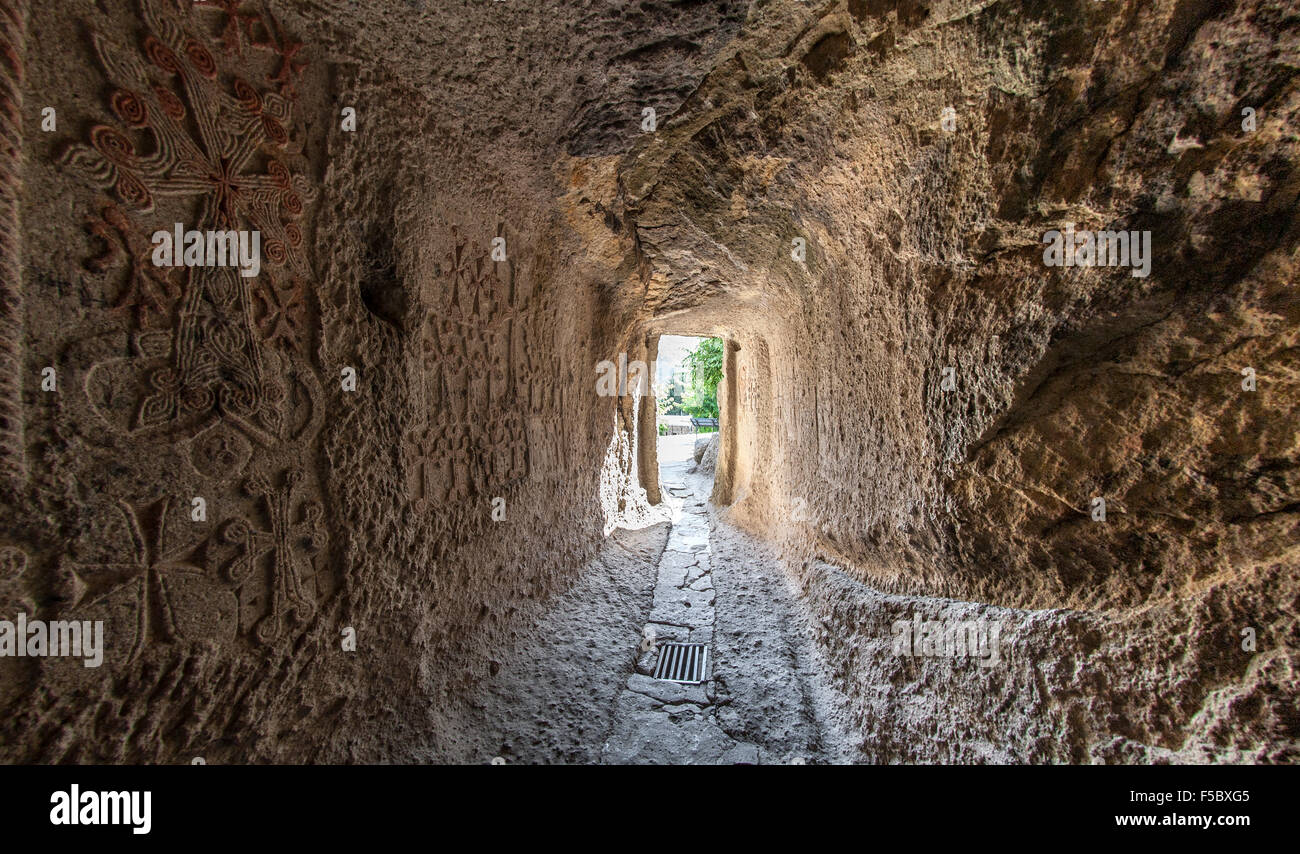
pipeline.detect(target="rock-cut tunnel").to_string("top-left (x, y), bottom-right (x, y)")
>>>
top-left (0, 0), bottom-right (1295, 767)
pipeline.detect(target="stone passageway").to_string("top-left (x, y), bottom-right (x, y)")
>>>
top-left (1, 0), bottom-right (1294, 767)
top-left (601, 434), bottom-right (851, 764)
top-left (462, 434), bottom-right (851, 765)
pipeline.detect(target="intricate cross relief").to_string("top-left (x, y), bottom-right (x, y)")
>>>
top-left (253, 270), bottom-right (308, 355)
top-left (62, 16), bottom-right (314, 260)
top-left (418, 315), bottom-right (465, 419)
top-left (67, 497), bottom-right (226, 663)
top-left (407, 424), bottom-right (443, 510)
top-left (73, 319), bottom-right (322, 460)
top-left (191, 0), bottom-right (259, 57)
top-left (135, 267), bottom-right (276, 435)
top-left (253, 9), bottom-right (307, 100)
top-left (219, 467), bottom-right (324, 645)
top-left (61, 0), bottom-right (321, 448)
top-left (193, 0), bottom-right (307, 98)
top-left (407, 231), bottom-right (544, 508)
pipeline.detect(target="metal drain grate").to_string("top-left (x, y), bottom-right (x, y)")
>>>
top-left (652, 643), bottom-right (708, 684)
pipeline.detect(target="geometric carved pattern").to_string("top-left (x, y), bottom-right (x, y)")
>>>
top-left (85, 201), bottom-right (183, 328)
top-left (219, 466), bottom-right (324, 645)
top-left (68, 497), bottom-right (219, 663)
top-left (194, 0), bottom-right (306, 100)
top-left (54, 2), bottom-right (327, 660)
top-left (253, 270), bottom-right (308, 356)
top-left (408, 229), bottom-right (538, 509)
top-left (61, 0), bottom-right (318, 443)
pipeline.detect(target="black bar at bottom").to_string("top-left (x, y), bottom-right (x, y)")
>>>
top-left (0, 766), bottom-right (1283, 842)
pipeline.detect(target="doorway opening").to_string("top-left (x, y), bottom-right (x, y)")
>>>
top-left (654, 335), bottom-right (723, 500)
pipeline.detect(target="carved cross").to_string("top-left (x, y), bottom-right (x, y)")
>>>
top-left (220, 468), bottom-right (323, 644)
top-left (69, 497), bottom-right (208, 662)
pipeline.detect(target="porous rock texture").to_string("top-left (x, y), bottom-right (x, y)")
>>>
top-left (629, 0), bottom-right (1300, 762)
top-left (0, 0), bottom-right (1295, 764)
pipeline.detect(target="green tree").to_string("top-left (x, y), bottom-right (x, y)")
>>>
top-left (655, 382), bottom-right (680, 417)
top-left (682, 337), bottom-right (723, 420)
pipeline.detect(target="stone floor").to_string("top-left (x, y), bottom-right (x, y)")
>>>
top-left (598, 442), bottom-right (852, 764)
top-left (461, 435), bottom-right (853, 765)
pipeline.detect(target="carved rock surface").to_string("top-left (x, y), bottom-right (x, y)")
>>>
top-left (0, 0), bottom-right (1294, 765)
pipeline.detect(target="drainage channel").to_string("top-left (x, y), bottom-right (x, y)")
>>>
top-left (652, 643), bottom-right (709, 684)
top-left (600, 452), bottom-right (845, 764)
top-left (599, 471), bottom-right (733, 762)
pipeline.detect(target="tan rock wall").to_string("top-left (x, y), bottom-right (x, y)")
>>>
top-left (0, 0), bottom-right (1294, 764)
top-left (628, 0), bottom-right (1299, 761)
top-left (0, 0), bottom-right (650, 763)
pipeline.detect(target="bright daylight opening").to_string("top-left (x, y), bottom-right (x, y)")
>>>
top-left (654, 335), bottom-right (722, 493)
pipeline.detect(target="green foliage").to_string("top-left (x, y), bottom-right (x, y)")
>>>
top-left (656, 381), bottom-right (684, 416)
top-left (682, 337), bottom-right (723, 419)
top-left (685, 338), bottom-right (723, 389)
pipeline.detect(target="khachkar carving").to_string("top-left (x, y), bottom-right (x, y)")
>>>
top-left (61, 0), bottom-right (320, 450)
top-left (192, 0), bottom-right (306, 98)
top-left (218, 467), bottom-right (323, 645)
top-left (67, 497), bottom-right (236, 663)
top-left (64, 473), bottom-right (325, 660)
top-left (0, 0), bottom-right (27, 483)
top-left (64, 322), bottom-right (322, 479)
top-left (85, 201), bottom-right (183, 329)
top-left (51, 2), bottom-right (328, 658)
top-left (408, 230), bottom-right (540, 509)
top-left (252, 270), bottom-right (309, 357)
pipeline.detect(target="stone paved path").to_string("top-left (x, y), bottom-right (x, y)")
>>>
top-left (599, 444), bottom-right (852, 764)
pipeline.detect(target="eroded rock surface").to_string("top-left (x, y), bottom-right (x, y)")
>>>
top-left (0, 0), bottom-right (1295, 764)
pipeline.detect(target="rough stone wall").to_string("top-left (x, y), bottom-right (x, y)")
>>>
top-left (0, 0), bottom-right (725, 763)
top-left (1, 0), bottom-right (1295, 765)
top-left (624, 0), bottom-right (1298, 761)
top-left (309, 63), bottom-right (621, 761)
top-left (0, 0), bottom-right (25, 485)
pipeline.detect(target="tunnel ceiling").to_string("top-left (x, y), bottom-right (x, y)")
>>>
top-left (284, 0), bottom-right (750, 158)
